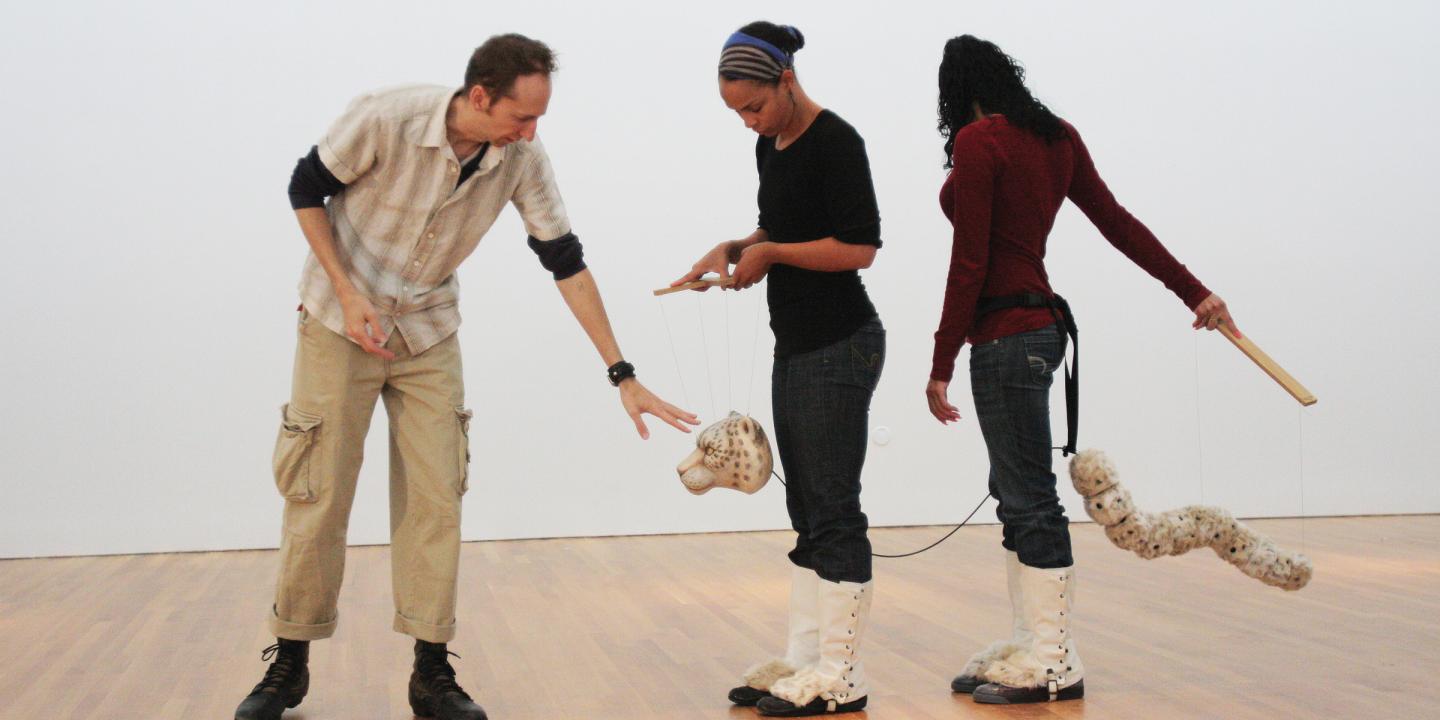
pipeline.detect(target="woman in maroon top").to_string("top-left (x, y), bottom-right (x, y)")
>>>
top-left (928, 36), bottom-right (1238, 705)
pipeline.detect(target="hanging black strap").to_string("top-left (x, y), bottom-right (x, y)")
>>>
top-left (975, 293), bottom-right (1080, 456)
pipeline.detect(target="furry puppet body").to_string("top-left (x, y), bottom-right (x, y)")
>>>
top-left (1068, 450), bottom-right (1312, 591)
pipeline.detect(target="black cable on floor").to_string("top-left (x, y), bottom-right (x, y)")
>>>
top-left (771, 470), bottom-right (992, 558)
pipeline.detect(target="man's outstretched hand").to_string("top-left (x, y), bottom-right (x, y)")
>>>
top-left (618, 380), bottom-right (699, 439)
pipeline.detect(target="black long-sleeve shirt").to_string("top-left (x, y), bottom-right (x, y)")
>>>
top-left (755, 110), bottom-right (883, 356)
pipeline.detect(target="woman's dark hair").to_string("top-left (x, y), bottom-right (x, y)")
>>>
top-left (937, 35), bottom-right (1064, 168)
top-left (464, 33), bottom-right (557, 100)
top-left (720, 21), bottom-right (805, 85)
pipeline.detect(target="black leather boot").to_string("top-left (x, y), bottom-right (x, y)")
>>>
top-left (234, 639), bottom-right (310, 720)
top-left (409, 640), bottom-right (487, 720)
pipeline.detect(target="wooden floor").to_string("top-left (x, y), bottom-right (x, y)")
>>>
top-left (1, 516), bottom-right (1437, 719)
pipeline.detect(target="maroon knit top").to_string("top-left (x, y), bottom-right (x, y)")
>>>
top-left (932, 116), bottom-right (1211, 382)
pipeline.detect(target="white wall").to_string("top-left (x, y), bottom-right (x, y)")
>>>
top-left (2, 1), bottom-right (1436, 559)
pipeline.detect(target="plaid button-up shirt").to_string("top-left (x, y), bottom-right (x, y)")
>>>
top-left (299, 84), bottom-right (571, 354)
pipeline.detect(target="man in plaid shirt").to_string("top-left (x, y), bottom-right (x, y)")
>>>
top-left (236, 34), bottom-right (697, 720)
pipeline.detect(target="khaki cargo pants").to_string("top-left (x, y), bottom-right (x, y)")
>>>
top-left (268, 309), bottom-right (471, 643)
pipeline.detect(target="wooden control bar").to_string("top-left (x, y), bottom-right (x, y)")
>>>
top-left (653, 278), bottom-right (736, 296)
top-left (1218, 323), bottom-right (1317, 406)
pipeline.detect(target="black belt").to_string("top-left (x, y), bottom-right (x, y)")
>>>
top-left (975, 293), bottom-right (1079, 457)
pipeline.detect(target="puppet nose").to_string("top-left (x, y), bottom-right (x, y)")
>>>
top-left (676, 447), bottom-right (706, 477)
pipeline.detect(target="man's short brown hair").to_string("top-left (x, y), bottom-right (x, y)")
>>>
top-left (464, 34), bottom-right (557, 100)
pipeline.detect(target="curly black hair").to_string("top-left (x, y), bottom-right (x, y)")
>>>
top-left (937, 35), bottom-right (1064, 168)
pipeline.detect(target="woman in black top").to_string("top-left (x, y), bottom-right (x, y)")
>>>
top-left (672, 21), bottom-right (884, 718)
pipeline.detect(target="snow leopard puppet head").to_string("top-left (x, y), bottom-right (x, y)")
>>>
top-left (676, 412), bottom-right (774, 495)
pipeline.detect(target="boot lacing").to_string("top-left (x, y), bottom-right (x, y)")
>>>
top-left (829, 585), bottom-right (865, 703)
top-left (416, 643), bottom-right (473, 701)
top-left (252, 641), bottom-right (306, 695)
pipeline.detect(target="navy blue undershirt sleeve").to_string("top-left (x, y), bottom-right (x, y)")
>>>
top-left (288, 145), bottom-right (346, 209)
top-left (527, 233), bottom-right (587, 280)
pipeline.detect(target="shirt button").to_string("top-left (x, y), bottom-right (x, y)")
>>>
top-left (413, 260), bottom-right (421, 267)
top-left (403, 286), bottom-right (410, 292)
top-left (427, 232), bottom-right (435, 239)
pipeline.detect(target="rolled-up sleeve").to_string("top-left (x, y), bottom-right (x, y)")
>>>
top-left (317, 94), bottom-right (382, 184)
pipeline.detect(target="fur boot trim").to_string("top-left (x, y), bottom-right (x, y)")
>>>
top-left (769, 667), bottom-right (830, 706)
top-left (961, 639), bottom-right (1022, 680)
top-left (743, 659), bottom-right (797, 691)
top-left (982, 647), bottom-right (1048, 688)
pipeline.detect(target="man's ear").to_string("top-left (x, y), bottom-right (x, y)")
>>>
top-left (469, 84), bottom-right (491, 112)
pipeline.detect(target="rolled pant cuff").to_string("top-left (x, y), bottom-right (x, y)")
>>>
top-left (269, 608), bottom-right (337, 641)
top-left (394, 611), bottom-right (456, 643)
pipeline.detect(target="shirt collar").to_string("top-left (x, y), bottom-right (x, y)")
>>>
top-left (410, 89), bottom-right (457, 149)
top-left (411, 88), bottom-right (510, 170)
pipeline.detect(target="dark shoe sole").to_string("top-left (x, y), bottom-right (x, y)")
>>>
top-left (235, 676), bottom-right (308, 720)
top-left (234, 695), bottom-right (304, 720)
top-left (729, 685), bottom-right (772, 706)
top-left (408, 688), bottom-right (487, 720)
top-left (950, 674), bottom-right (982, 694)
top-left (757, 694), bottom-right (868, 716)
top-left (973, 679), bottom-right (1084, 704)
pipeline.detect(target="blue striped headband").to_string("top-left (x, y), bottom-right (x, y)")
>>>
top-left (719, 30), bottom-right (797, 82)
top-left (722, 31), bottom-right (793, 67)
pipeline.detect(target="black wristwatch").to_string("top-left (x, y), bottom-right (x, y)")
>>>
top-left (607, 360), bottom-right (636, 387)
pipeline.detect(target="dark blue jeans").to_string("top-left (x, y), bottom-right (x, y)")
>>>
top-left (772, 317), bottom-right (885, 584)
top-left (969, 323), bottom-right (1074, 569)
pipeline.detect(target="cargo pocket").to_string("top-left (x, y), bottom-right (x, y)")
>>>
top-left (455, 407), bottom-right (474, 496)
top-left (272, 403), bottom-right (323, 502)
